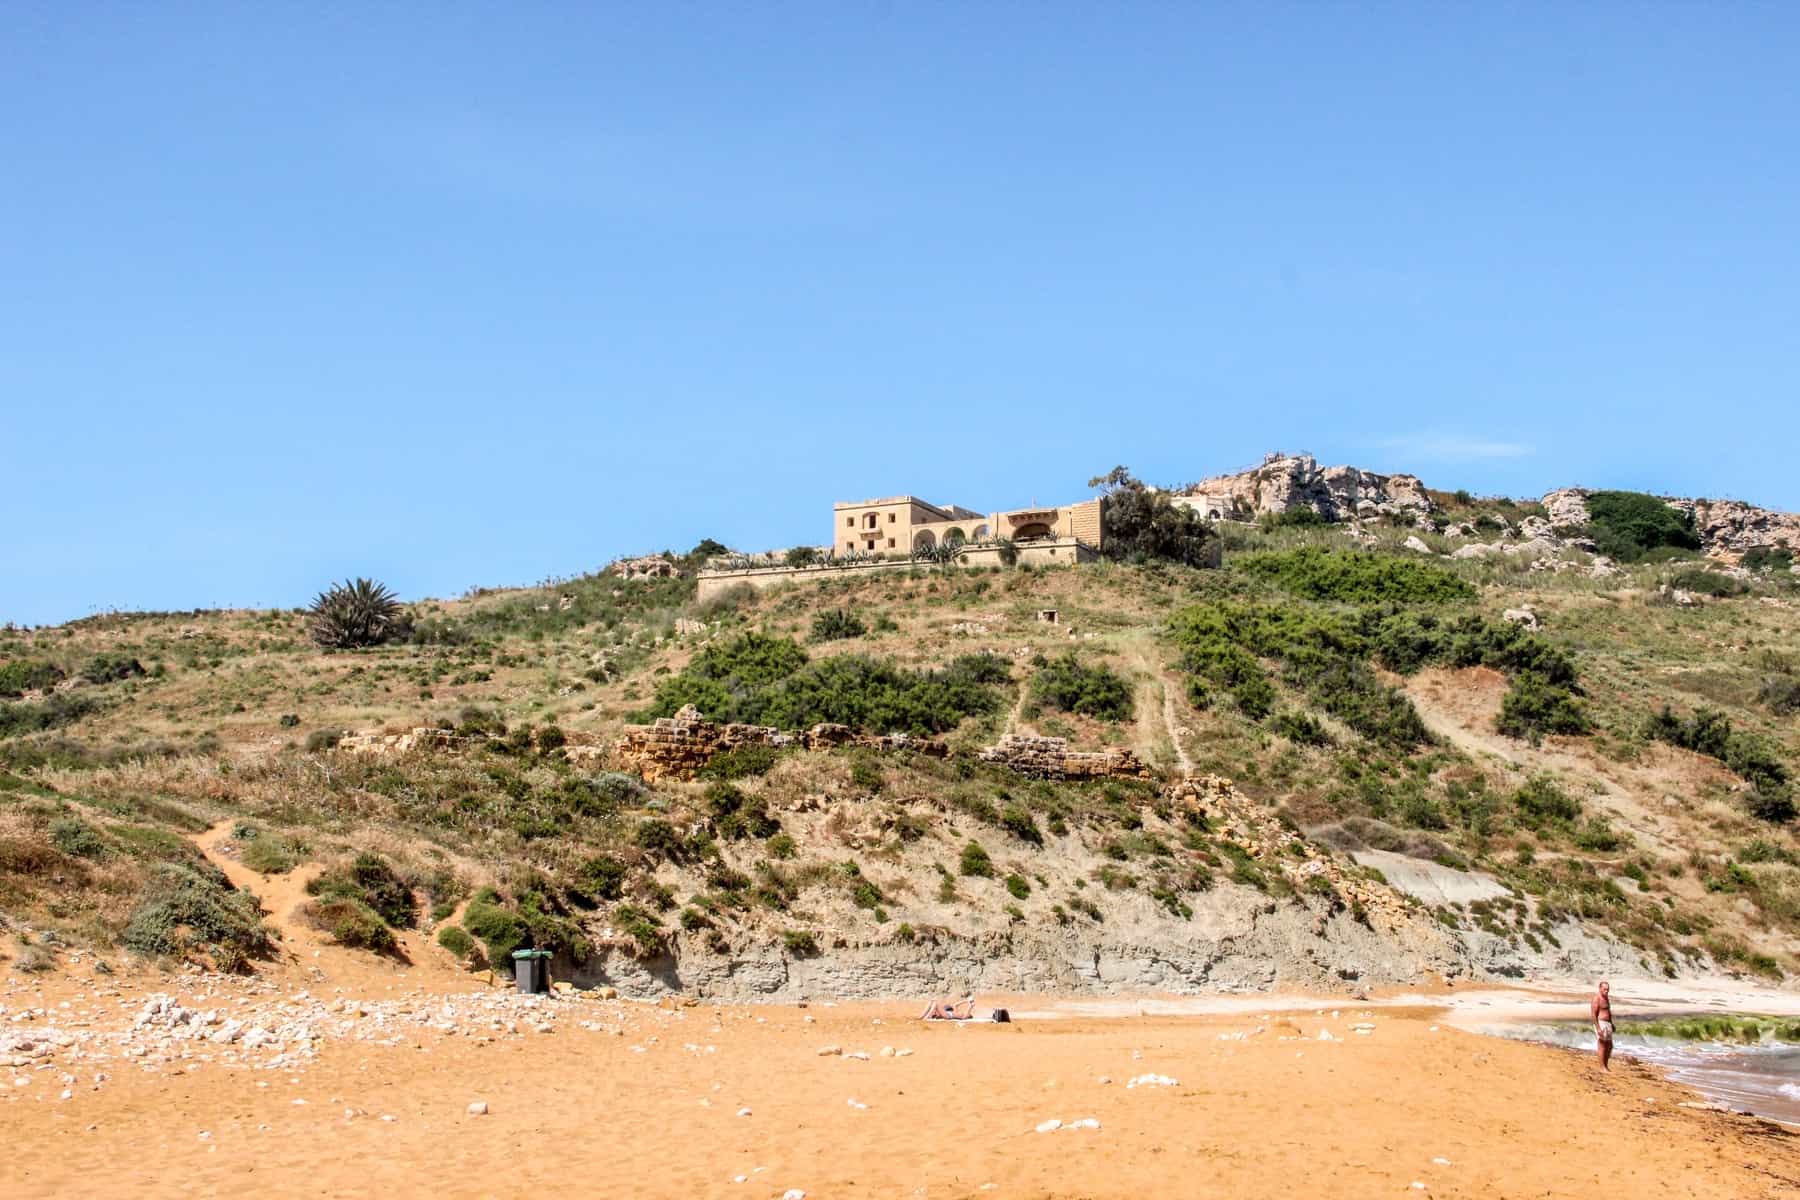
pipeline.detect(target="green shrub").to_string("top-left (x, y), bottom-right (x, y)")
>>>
top-left (848, 755), bottom-right (885, 793)
top-left (1668, 568), bottom-right (1745, 598)
top-left (959, 840), bottom-right (995, 878)
top-left (999, 804), bottom-right (1042, 845)
top-left (307, 897), bottom-right (397, 954)
top-left (1743, 546), bottom-right (1795, 572)
top-left (1272, 710), bottom-right (1331, 746)
top-left (573, 855), bottom-right (629, 901)
top-left (535, 725), bottom-right (568, 753)
top-left (1029, 653), bottom-right (1134, 721)
top-left (706, 782), bottom-right (781, 839)
top-left (0, 693), bottom-right (97, 738)
top-left (637, 633), bottom-right (1010, 735)
top-left (612, 903), bottom-right (664, 957)
top-left (1760, 675), bottom-right (1800, 716)
top-left (766, 832), bottom-right (797, 859)
top-left (1005, 873), bottom-right (1031, 899)
top-left (782, 929), bottom-right (819, 956)
top-left (810, 609), bottom-right (867, 642)
top-left (462, 889), bottom-right (529, 964)
top-left (238, 832), bottom-right (304, 874)
top-left (1261, 507), bottom-right (1328, 530)
top-left (1582, 491), bottom-right (1700, 561)
top-left (0, 659), bottom-right (64, 697)
top-left (80, 653), bottom-right (146, 684)
top-left (49, 818), bottom-right (107, 859)
top-left (304, 728), bottom-right (343, 752)
top-left (1237, 547), bottom-right (1475, 605)
top-left (1513, 777), bottom-right (1581, 829)
top-left (306, 853), bottom-right (415, 928)
top-left (123, 863), bottom-right (272, 965)
top-left (436, 925), bottom-right (475, 960)
top-left (1497, 671), bottom-right (1591, 740)
top-left (635, 819), bottom-right (686, 859)
top-left (278, 713), bottom-right (301, 728)
top-left (698, 744), bottom-right (782, 780)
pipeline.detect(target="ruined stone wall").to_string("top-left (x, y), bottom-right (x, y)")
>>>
top-left (975, 734), bottom-right (1152, 781)
top-left (614, 704), bottom-right (947, 783)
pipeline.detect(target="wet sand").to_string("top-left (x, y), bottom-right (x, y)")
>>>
top-left (6, 975), bottom-right (1799, 1199)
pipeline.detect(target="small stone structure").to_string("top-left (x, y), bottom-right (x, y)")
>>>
top-left (615, 704), bottom-right (947, 783)
top-left (1036, 609), bottom-right (1059, 624)
top-left (976, 734), bottom-right (1152, 781)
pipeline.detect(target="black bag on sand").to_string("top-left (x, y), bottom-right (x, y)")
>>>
top-left (992, 1008), bottom-right (1011, 1023)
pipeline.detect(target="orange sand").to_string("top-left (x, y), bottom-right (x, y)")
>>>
top-left (7, 980), bottom-right (1798, 1199)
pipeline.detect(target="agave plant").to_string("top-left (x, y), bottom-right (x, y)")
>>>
top-left (308, 578), bottom-right (405, 649)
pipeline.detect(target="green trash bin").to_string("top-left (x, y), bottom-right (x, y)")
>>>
top-left (512, 948), bottom-right (551, 994)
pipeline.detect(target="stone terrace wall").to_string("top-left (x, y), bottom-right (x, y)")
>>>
top-left (976, 734), bottom-right (1152, 781)
top-left (615, 704), bottom-right (947, 783)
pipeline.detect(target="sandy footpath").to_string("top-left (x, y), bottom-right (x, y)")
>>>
top-left (5, 969), bottom-right (1799, 1200)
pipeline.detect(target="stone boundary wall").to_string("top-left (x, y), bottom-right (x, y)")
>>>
top-left (616, 704), bottom-right (947, 783)
top-left (695, 540), bottom-right (1099, 603)
top-left (975, 734), bottom-right (1153, 781)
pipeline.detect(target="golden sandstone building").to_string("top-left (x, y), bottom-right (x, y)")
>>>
top-left (831, 495), bottom-right (1103, 556)
top-left (693, 494), bottom-right (1105, 601)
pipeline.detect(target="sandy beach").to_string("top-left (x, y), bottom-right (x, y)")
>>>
top-left (6, 965), bottom-right (1799, 1200)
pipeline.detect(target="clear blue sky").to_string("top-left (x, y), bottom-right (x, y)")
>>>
top-left (5, 4), bottom-right (1797, 626)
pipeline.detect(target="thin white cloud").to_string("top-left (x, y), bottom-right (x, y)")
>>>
top-left (1370, 434), bottom-right (1534, 462)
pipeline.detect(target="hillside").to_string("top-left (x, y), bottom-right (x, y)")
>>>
top-left (3, 470), bottom-right (1800, 999)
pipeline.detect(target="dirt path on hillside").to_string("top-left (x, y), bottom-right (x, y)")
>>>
top-left (189, 822), bottom-right (448, 978)
top-left (1401, 668), bottom-right (1733, 861)
top-left (1122, 639), bottom-right (1193, 776)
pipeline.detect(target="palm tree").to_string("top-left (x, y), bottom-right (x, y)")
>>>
top-left (308, 578), bottom-right (404, 649)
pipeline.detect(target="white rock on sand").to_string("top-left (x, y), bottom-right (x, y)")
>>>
top-left (1126, 1073), bottom-right (1178, 1088)
top-left (467, 1101), bottom-right (487, 1116)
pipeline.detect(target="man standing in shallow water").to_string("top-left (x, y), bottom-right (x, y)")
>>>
top-left (1592, 980), bottom-right (1614, 1070)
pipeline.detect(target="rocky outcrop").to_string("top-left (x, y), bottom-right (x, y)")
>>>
top-left (1540, 487), bottom-right (1800, 561)
top-left (615, 705), bottom-right (946, 783)
top-left (610, 556), bottom-right (684, 580)
top-left (1183, 453), bottom-right (1434, 524)
top-left (1541, 488), bottom-right (1592, 530)
top-left (976, 734), bottom-right (1153, 781)
top-left (1668, 497), bottom-right (1800, 560)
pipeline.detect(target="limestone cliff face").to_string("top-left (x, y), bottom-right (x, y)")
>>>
top-left (1184, 453), bottom-right (1434, 524)
top-left (1540, 486), bottom-right (1800, 560)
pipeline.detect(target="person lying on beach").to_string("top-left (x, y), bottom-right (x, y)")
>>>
top-left (920, 995), bottom-right (977, 1020)
top-left (1592, 980), bottom-right (1614, 1070)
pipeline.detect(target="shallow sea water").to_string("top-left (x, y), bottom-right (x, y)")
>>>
top-left (1497, 1021), bottom-right (1800, 1125)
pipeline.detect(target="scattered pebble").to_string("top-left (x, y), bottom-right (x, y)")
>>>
top-left (816, 1046), bottom-right (843, 1057)
top-left (467, 1101), bottom-right (488, 1116)
top-left (1035, 1119), bottom-right (1063, 1133)
top-left (737, 1107), bottom-right (753, 1117)
top-left (1126, 1073), bottom-right (1178, 1089)
top-left (847, 1098), bottom-right (867, 1110)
